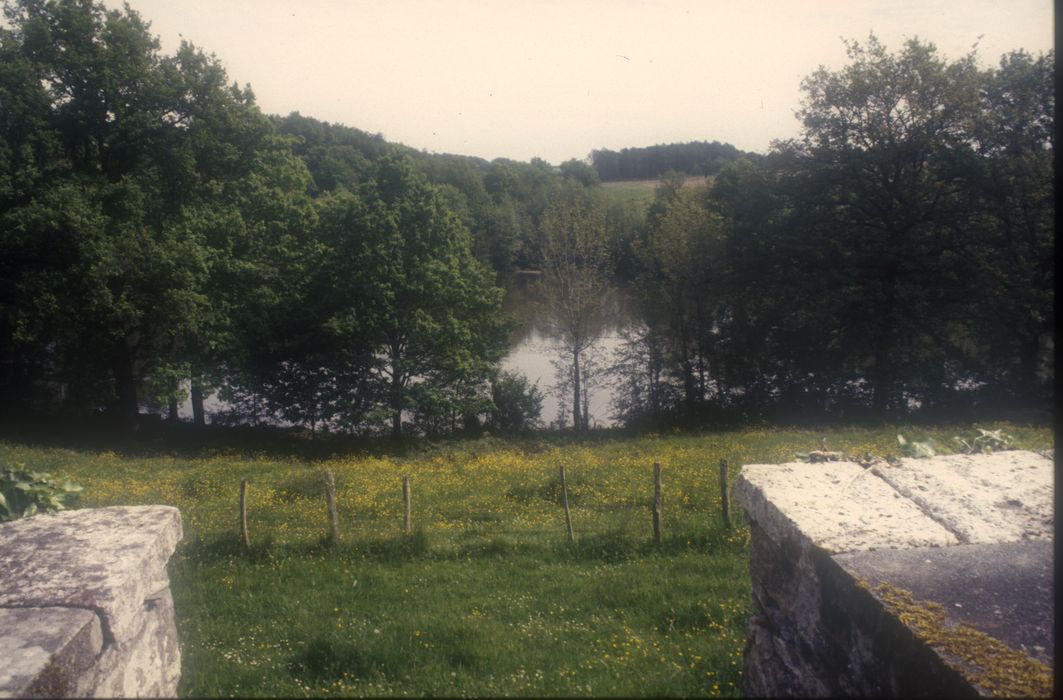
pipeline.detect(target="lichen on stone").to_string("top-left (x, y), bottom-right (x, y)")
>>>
top-left (872, 582), bottom-right (1053, 698)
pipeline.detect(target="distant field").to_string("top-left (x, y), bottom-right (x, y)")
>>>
top-left (601, 176), bottom-right (711, 190)
top-left (601, 176), bottom-right (711, 208)
top-left (0, 421), bottom-right (1050, 696)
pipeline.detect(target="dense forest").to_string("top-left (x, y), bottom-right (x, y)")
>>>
top-left (590, 141), bottom-right (753, 181)
top-left (0, 0), bottom-right (1053, 437)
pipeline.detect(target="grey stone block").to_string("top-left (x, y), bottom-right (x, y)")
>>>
top-left (734, 450), bottom-right (1054, 697)
top-left (0, 506), bottom-right (183, 697)
top-left (0, 607), bottom-right (102, 698)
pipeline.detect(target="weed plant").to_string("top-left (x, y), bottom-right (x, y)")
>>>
top-left (0, 421), bottom-right (1050, 696)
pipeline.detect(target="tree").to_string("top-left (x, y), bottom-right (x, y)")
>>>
top-left (0, 0), bottom-right (314, 427)
top-left (782, 35), bottom-right (984, 414)
top-left (315, 155), bottom-right (507, 438)
top-left (0, 0), bottom-right (213, 422)
top-left (559, 158), bottom-right (600, 187)
top-left (608, 321), bottom-right (671, 425)
top-left (961, 50), bottom-right (1054, 404)
top-left (488, 370), bottom-right (543, 433)
top-left (536, 180), bottom-right (612, 432)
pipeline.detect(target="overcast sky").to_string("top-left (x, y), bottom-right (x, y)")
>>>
top-left (103, 0), bottom-right (1052, 164)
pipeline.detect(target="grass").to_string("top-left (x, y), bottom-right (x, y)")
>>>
top-left (0, 421), bottom-right (1051, 696)
top-left (601, 175), bottom-right (712, 209)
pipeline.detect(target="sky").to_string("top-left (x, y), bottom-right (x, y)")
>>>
top-left (103, 0), bottom-right (1053, 165)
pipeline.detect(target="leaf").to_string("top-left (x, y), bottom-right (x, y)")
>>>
top-left (911, 440), bottom-right (936, 458)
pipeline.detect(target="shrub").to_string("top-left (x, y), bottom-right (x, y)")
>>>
top-left (0, 466), bottom-right (83, 521)
top-left (488, 371), bottom-right (543, 433)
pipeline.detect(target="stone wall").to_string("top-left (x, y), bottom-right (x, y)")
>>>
top-left (734, 450), bottom-right (1053, 697)
top-left (0, 506), bottom-right (183, 698)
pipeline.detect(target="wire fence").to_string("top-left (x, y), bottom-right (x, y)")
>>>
top-left (234, 459), bottom-right (738, 550)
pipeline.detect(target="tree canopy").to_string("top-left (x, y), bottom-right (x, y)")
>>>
top-left (0, 4), bottom-right (1051, 434)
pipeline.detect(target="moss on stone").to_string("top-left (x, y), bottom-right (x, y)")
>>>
top-left (28, 653), bottom-right (71, 697)
top-left (872, 582), bottom-right (1052, 698)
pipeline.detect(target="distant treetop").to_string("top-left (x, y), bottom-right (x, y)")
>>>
top-left (591, 141), bottom-right (758, 181)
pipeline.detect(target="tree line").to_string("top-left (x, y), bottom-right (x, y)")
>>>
top-left (603, 36), bottom-right (1053, 426)
top-left (590, 141), bottom-right (752, 182)
top-left (0, 0), bottom-right (1052, 437)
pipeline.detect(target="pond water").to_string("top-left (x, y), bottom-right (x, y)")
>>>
top-left (178, 274), bottom-right (636, 428)
top-left (499, 274), bottom-right (634, 429)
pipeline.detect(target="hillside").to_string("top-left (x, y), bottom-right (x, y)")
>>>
top-left (591, 141), bottom-right (758, 182)
top-left (601, 175), bottom-right (713, 207)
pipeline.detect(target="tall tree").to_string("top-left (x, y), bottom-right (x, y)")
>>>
top-left (315, 155), bottom-right (507, 438)
top-left (0, 0), bottom-right (314, 426)
top-left (0, 0), bottom-right (208, 421)
top-left (783, 35), bottom-right (983, 414)
top-left (536, 180), bottom-right (612, 432)
top-left (636, 184), bottom-right (726, 407)
top-left (962, 49), bottom-right (1054, 403)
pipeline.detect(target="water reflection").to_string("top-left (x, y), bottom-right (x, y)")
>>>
top-left (179, 274), bottom-right (639, 429)
top-left (500, 273), bottom-right (636, 428)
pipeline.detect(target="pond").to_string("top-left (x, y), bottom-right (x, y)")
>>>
top-left (177, 274), bottom-right (637, 429)
top-left (499, 273), bottom-right (635, 429)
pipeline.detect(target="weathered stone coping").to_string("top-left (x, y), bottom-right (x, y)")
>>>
top-left (0, 506), bottom-right (183, 697)
top-left (834, 540), bottom-right (1053, 667)
top-left (734, 450), bottom-right (1053, 697)
top-left (735, 451), bottom-right (1052, 556)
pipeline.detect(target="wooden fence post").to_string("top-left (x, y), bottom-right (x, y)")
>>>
top-left (402, 475), bottom-right (412, 535)
top-left (324, 469), bottom-right (340, 543)
top-left (652, 461), bottom-right (662, 545)
top-left (719, 459), bottom-right (732, 529)
top-left (559, 465), bottom-right (575, 545)
top-left (239, 478), bottom-right (250, 549)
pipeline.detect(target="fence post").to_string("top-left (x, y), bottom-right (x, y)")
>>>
top-left (402, 475), bottom-right (412, 535)
top-left (560, 465), bottom-right (575, 545)
top-left (239, 478), bottom-right (250, 549)
top-left (719, 459), bottom-right (732, 529)
top-left (324, 469), bottom-right (340, 543)
top-left (652, 461), bottom-right (662, 545)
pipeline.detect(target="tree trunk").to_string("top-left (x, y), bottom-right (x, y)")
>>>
top-left (167, 394), bottom-right (179, 422)
top-left (581, 367), bottom-right (591, 430)
top-left (191, 382), bottom-right (206, 427)
top-left (572, 348), bottom-right (583, 432)
top-left (870, 347), bottom-right (892, 416)
top-left (1018, 332), bottom-right (1042, 400)
top-left (682, 356), bottom-right (697, 406)
top-left (648, 331), bottom-right (662, 414)
top-left (110, 338), bottom-right (138, 425)
top-left (870, 270), bottom-right (897, 416)
top-left (390, 339), bottom-right (403, 439)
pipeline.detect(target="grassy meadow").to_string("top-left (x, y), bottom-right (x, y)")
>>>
top-left (0, 422), bottom-right (1052, 697)
top-left (601, 175), bottom-right (712, 209)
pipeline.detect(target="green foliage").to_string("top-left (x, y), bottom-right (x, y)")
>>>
top-left (0, 0), bottom-right (1053, 435)
top-left (0, 465), bottom-right (82, 520)
top-left (308, 155), bottom-right (508, 437)
top-left (0, 0), bottom-right (310, 422)
top-left (953, 427), bottom-right (1013, 454)
top-left (537, 180), bottom-right (613, 431)
top-left (591, 141), bottom-right (750, 181)
top-left (488, 370), bottom-right (544, 433)
top-left (897, 434), bottom-right (937, 459)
